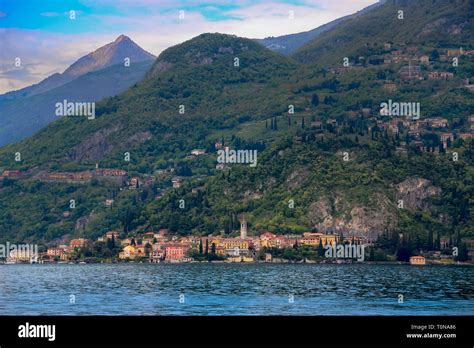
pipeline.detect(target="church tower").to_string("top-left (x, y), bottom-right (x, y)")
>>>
top-left (240, 215), bottom-right (247, 239)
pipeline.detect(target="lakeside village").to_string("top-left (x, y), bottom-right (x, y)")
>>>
top-left (1, 44), bottom-right (473, 266)
top-left (3, 216), bottom-right (473, 266)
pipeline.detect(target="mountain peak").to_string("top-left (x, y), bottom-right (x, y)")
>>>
top-left (0, 35), bottom-right (156, 102)
top-left (63, 35), bottom-right (155, 78)
top-left (115, 34), bottom-right (132, 43)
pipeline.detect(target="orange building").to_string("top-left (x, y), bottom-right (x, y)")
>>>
top-left (165, 243), bottom-right (190, 262)
top-left (409, 256), bottom-right (426, 265)
top-left (70, 238), bottom-right (91, 249)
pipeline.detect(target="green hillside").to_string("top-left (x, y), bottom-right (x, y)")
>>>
top-left (293, 0), bottom-right (473, 65)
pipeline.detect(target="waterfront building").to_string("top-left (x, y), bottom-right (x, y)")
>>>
top-left (165, 243), bottom-right (190, 262)
top-left (150, 243), bottom-right (167, 263)
top-left (409, 256), bottom-right (426, 265)
top-left (119, 245), bottom-right (137, 260)
top-left (259, 232), bottom-right (277, 248)
top-left (300, 232), bottom-right (339, 246)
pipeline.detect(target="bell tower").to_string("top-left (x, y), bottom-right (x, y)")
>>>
top-left (240, 215), bottom-right (247, 239)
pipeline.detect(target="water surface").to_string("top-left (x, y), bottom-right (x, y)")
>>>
top-left (0, 263), bottom-right (472, 315)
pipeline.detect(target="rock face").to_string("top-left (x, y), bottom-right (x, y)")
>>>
top-left (305, 177), bottom-right (442, 238)
top-left (75, 211), bottom-right (97, 231)
top-left (66, 127), bottom-right (152, 162)
top-left (395, 177), bottom-right (441, 210)
top-left (66, 125), bottom-right (121, 161)
top-left (307, 192), bottom-right (397, 240)
top-left (286, 167), bottom-right (310, 191)
top-left (148, 60), bottom-right (173, 78)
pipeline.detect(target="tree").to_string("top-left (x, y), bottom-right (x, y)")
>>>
top-left (430, 49), bottom-right (440, 61)
top-left (396, 243), bottom-right (411, 262)
top-left (311, 94), bottom-right (319, 107)
top-left (199, 239), bottom-right (203, 254)
top-left (205, 239), bottom-right (209, 255)
top-left (369, 247), bottom-right (375, 261)
top-left (427, 230), bottom-right (433, 250)
top-left (130, 238), bottom-right (136, 246)
top-left (435, 232), bottom-right (441, 250)
top-left (317, 239), bottom-right (324, 257)
top-left (211, 242), bottom-right (216, 255)
top-left (455, 243), bottom-right (469, 262)
top-left (301, 117), bottom-right (305, 129)
top-left (107, 235), bottom-right (115, 249)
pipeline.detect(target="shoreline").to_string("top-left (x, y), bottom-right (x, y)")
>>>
top-left (1, 260), bottom-right (473, 266)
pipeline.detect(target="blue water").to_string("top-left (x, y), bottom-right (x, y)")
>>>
top-left (0, 263), bottom-right (472, 315)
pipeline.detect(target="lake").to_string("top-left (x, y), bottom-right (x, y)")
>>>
top-left (0, 263), bottom-right (472, 315)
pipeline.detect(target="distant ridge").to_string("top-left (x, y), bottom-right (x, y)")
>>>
top-left (0, 35), bottom-right (155, 101)
top-left (255, 1), bottom-right (386, 55)
top-left (293, 0), bottom-right (473, 64)
top-left (0, 35), bottom-right (156, 145)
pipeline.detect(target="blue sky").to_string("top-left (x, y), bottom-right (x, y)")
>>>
top-left (0, 0), bottom-right (377, 93)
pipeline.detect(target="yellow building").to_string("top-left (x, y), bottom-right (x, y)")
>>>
top-left (119, 245), bottom-right (137, 260)
top-left (220, 238), bottom-right (249, 250)
top-left (299, 233), bottom-right (339, 246)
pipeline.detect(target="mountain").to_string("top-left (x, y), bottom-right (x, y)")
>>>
top-left (293, 0), bottom-right (473, 65)
top-left (0, 60), bottom-right (154, 146)
top-left (0, 35), bottom-right (155, 101)
top-left (0, 6), bottom-right (472, 256)
top-left (0, 33), bottom-right (297, 165)
top-left (256, 0), bottom-right (385, 55)
top-left (0, 35), bottom-right (156, 146)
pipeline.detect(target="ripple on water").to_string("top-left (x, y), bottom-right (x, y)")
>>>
top-left (0, 263), bottom-right (472, 315)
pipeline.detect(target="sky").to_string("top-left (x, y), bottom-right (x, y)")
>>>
top-left (0, 0), bottom-right (377, 94)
